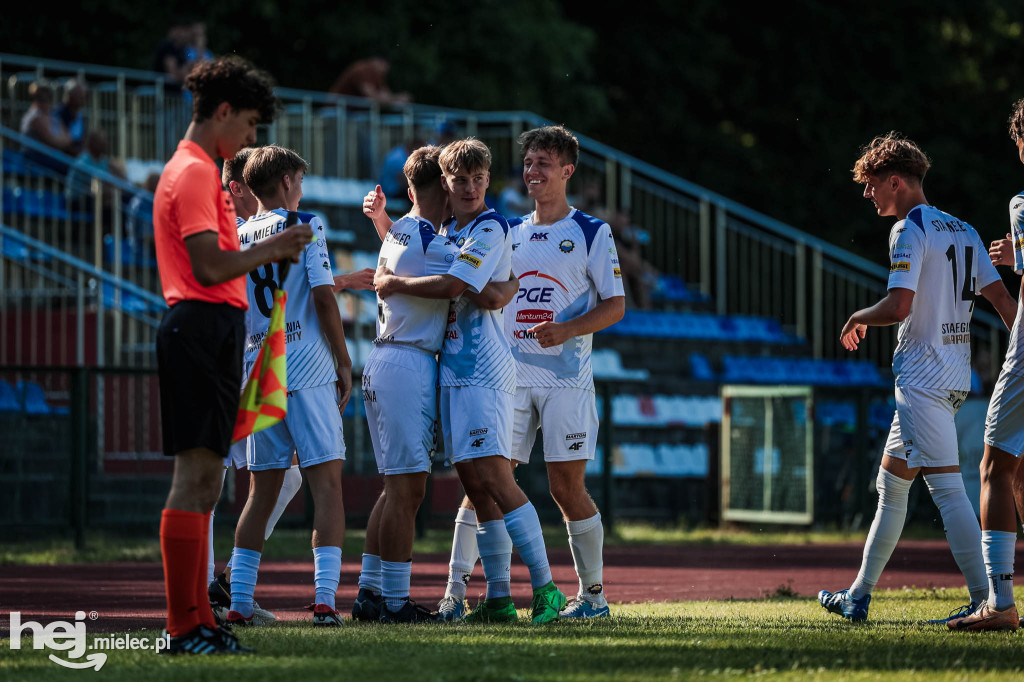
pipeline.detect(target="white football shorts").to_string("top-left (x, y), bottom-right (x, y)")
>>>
top-left (441, 384), bottom-right (514, 464)
top-left (224, 439), bottom-right (249, 469)
top-left (248, 381), bottom-right (346, 471)
top-left (511, 386), bottom-right (599, 463)
top-left (883, 385), bottom-right (967, 468)
top-left (363, 344), bottom-right (438, 475)
top-left (985, 368), bottom-right (1024, 457)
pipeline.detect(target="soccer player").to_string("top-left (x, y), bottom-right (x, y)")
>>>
top-left (224, 145), bottom-right (352, 629)
top-left (373, 138), bottom-right (567, 624)
top-left (206, 147), bottom-right (303, 627)
top-left (352, 145), bottom-right (518, 623)
top-left (948, 100), bottom-right (1024, 632)
top-left (817, 132), bottom-right (1017, 623)
top-left (154, 57), bottom-right (311, 655)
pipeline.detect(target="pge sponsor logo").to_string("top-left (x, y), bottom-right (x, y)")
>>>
top-left (530, 232), bottom-right (549, 241)
top-left (457, 253), bottom-right (482, 268)
top-left (517, 309), bottom-right (554, 324)
top-left (516, 287), bottom-right (554, 303)
top-left (890, 261), bottom-right (911, 272)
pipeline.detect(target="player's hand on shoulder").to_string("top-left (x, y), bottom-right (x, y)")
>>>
top-left (333, 268), bottom-right (375, 292)
top-left (374, 265), bottom-right (396, 298)
top-left (363, 185), bottom-right (387, 220)
top-left (839, 318), bottom-right (867, 351)
top-left (990, 233), bottom-right (1015, 267)
top-left (265, 223), bottom-right (314, 263)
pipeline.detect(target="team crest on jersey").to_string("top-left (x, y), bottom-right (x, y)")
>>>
top-left (456, 237), bottom-right (467, 247)
top-left (458, 253), bottom-right (482, 268)
top-left (890, 261), bottom-right (911, 272)
top-left (530, 232), bottom-right (549, 241)
top-left (559, 239), bottom-right (575, 253)
top-left (445, 253), bottom-right (455, 262)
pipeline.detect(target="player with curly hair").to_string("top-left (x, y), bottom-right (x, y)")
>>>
top-left (818, 132), bottom-right (1016, 625)
top-left (154, 56), bottom-right (312, 655)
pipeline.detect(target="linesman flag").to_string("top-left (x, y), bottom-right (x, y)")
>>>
top-left (232, 288), bottom-right (288, 442)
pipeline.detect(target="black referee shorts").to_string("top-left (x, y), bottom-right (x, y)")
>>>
top-left (157, 300), bottom-right (245, 458)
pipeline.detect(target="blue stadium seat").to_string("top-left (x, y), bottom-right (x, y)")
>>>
top-left (17, 380), bottom-right (51, 415)
top-left (0, 380), bottom-right (21, 412)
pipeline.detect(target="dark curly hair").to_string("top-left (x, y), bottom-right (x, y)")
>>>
top-left (518, 125), bottom-right (579, 166)
top-left (1009, 98), bottom-right (1024, 142)
top-left (184, 56), bottom-right (279, 124)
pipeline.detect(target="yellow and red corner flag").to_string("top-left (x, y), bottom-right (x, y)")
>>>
top-left (232, 289), bottom-right (288, 443)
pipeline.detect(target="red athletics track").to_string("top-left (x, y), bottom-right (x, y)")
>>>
top-left (0, 540), bottom-right (1006, 635)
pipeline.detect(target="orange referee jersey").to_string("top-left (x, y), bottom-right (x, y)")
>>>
top-left (154, 140), bottom-right (247, 309)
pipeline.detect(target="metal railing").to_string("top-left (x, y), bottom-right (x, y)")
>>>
top-left (0, 52), bottom-right (1007, 379)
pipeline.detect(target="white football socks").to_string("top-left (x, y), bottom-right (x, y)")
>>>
top-left (982, 530), bottom-right (1016, 610)
top-left (848, 469), bottom-right (912, 600)
top-left (923, 473), bottom-right (988, 604)
top-left (381, 560), bottom-right (412, 612)
top-left (567, 513), bottom-right (606, 604)
top-left (313, 546), bottom-right (341, 610)
top-left (445, 506), bottom-right (480, 601)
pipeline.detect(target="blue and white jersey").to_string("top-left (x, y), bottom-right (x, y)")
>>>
top-left (438, 209), bottom-right (516, 393)
top-left (887, 204), bottom-right (999, 390)
top-left (505, 209), bottom-right (624, 389)
top-left (236, 215), bottom-right (245, 228)
top-left (238, 209), bottom-right (337, 391)
top-left (1000, 193), bottom-right (1024, 377)
top-left (375, 215), bottom-right (460, 353)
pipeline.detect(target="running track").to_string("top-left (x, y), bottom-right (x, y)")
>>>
top-left (0, 541), bottom-right (998, 634)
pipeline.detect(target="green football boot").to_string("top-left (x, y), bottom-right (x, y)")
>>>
top-left (460, 596), bottom-right (518, 623)
top-left (530, 581), bottom-right (567, 624)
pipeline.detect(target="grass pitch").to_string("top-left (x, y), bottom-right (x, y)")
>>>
top-left (4, 589), bottom-right (1024, 681)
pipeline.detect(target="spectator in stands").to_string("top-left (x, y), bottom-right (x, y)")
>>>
top-left (54, 80), bottom-right (88, 156)
top-left (610, 210), bottom-right (656, 309)
top-left (329, 57), bottom-right (411, 105)
top-left (66, 130), bottom-right (127, 199)
top-left (379, 139), bottom-right (421, 198)
top-left (185, 21), bottom-right (213, 65)
top-left (153, 20), bottom-right (193, 86)
top-left (20, 83), bottom-right (74, 171)
top-left (496, 169), bottom-right (532, 218)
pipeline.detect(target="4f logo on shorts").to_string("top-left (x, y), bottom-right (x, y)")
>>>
top-left (471, 438), bottom-right (485, 448)
top-left (568, 441), bottom-right (585, 451)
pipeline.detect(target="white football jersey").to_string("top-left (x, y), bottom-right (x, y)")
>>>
top-left (887, 203), bottom-right (999, 390)
top-left (238, 209), bottom-right (337, 391)
top-left (375, 215), bottom-right (460, 353)
top-left (506, 209), bottom-right (625, 388)
top-left (999, 193), bottom-right (1024, 377)
top-left (438, 209), bottom-right (517, 393)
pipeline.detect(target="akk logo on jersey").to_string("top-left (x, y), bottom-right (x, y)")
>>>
top-left (890, 261), bottom-right (911, 272)
top-left (530, 232), bottom-right (549, 241)
top-left (559, 239), bottom-right (575, 253)
top-left (517, 309), bottom-right (554, 323)
top-left (457, 253), bottom-right (482, 268)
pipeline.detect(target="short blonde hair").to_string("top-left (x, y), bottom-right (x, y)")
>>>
top-left (438, 138), bottom-right (491, 175)
top-left (852, 132), bottom-right (930, 183)
top-left (242, 145), bottom-right (307, 200)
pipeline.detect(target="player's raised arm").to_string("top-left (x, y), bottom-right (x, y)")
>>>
top-left (363, 184), bottom-right (395, 241)
top-left (185, 226), bottom-right (311, 287)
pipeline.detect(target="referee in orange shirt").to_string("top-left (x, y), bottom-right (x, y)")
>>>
top-left (153, 56), bottom-right (311, 655)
